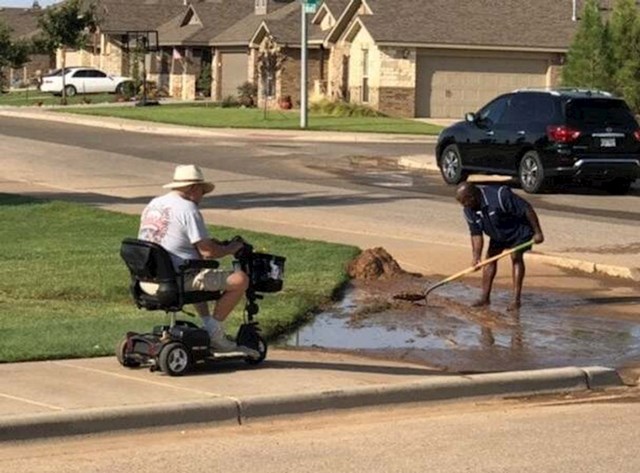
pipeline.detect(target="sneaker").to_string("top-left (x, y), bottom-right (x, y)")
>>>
top-left (236, 345), bottom-right (261, 359)
top-left (210, 328), bottom-right (238, 353)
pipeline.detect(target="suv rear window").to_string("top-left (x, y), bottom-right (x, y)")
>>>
top-left (565, 98), bottom-right (638, 128)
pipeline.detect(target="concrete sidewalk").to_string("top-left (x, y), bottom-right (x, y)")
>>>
top-left (0, 349), bottom-right (624, 442)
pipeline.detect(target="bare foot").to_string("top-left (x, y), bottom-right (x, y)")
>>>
top-left (506, 300), bottom-right (521, 312)
top-left (471, 299), bottom-right (490, 308)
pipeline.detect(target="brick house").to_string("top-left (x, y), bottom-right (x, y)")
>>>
top-left (324, 0), bottom-right (584, 118)
top-left (38, 0), bottom-right (619, 118)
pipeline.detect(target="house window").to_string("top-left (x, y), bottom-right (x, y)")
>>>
top-left (263, 71), bottom-right (275, 98)
top-left (361, 48), bottom-right (369, 103)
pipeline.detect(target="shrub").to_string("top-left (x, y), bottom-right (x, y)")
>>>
top-left (310, 98), bottom-right (386, 117)
top-left (237, 81), bottom-right (257, 107)
top-left (196, 67), bottom-right (212, 97)
top-left (221, 95), bottom-right (240, 108)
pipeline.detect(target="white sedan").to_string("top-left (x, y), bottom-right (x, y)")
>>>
top-left (40, 67), bottom-right (134, 96)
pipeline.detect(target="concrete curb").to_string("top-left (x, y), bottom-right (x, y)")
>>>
top-left (531, 253), bottom-right (640, 282)
top-left (0, 366), bottom-right (623, 442)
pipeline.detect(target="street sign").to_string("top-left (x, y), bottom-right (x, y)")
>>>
top-left (303, 0), bottom-right (318, 13)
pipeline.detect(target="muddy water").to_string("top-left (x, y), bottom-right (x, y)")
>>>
top-left (280, 278), bottom-right (640, 373)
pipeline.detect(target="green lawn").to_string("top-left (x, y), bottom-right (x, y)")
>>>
top-left (62, 104), bottom-right (443, 135)
top-left (0, 90), bottom-right (121, 107)
top-left (0, 193), bottom-right (359, 363)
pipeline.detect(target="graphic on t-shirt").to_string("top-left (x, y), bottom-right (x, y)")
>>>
top-left (139, 205), bottom-right (171, 243)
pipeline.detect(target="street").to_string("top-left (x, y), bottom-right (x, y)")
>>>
top-left (2, 115), bottom-right (639, 280)
top-left (3, 391), bottom-right (639, 473)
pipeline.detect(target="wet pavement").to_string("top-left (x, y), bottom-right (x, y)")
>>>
top-left (281, 277), bottom-right (640, 373)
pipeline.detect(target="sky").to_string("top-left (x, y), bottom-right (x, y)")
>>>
top-left (0, 0), bottom-right (60, 7)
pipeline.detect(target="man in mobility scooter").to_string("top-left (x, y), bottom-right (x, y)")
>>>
top-left (117, 165), bottom-right (285, 376)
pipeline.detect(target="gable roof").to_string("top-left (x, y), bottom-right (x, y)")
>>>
top-left (358, 0), bottom-right (577, 50)
top-left (328, 0), bottom-right (600, 52)
top-left (211, 0), bottom-right (298, 46)
top-left (0, 7), bottom-right (43, 39)
top-left (97, 0), bottom-right (185, 33)
top-left (322, 0), bottom-right (352, 15)
top-left (246, 1), bottom-right (326, 47)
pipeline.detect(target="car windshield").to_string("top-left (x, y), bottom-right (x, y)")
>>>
top-left (43, 69), bottom-right (63, 77)
top-left (565, 99), bottom-right (638, 128)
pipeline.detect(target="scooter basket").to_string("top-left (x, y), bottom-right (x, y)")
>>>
top-left (250, 252), bottom-right (286, 293)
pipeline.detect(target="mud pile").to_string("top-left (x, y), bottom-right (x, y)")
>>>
top-left (347, 247), bottom-right (407, 280)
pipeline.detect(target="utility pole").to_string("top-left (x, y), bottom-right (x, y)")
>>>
top-left (300, 0), bottom-right (317, 129)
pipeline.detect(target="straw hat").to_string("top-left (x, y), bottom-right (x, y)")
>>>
top-left (163, 164), bottom-right (215, 194)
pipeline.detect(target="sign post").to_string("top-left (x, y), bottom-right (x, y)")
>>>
top-left (300, 0), bottom-right (317, 129)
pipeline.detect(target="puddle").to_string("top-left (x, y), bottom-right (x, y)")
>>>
top-left (280, 281), bottom-right (640, 372)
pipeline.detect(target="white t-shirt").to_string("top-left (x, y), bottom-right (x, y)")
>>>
top-left (138, 192), bottom-right (209, 270)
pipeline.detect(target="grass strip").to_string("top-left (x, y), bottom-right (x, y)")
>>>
top-left (0, 91), bottom-right (116, 107)
top-left (0, 193), bottom-right (359, 362)
top-left (61, 104), bottom-right (443, 135)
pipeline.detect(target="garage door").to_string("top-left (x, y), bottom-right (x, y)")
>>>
top-left (220, 52), bottom-right (247, 99)
top-left (415, 55), bottom-right (549, 118)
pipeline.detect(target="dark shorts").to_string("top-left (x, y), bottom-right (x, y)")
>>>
top-left (488, 235), bottom-right (533, 254)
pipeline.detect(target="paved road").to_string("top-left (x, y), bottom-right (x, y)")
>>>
top-left (2, 115), bottom-right (639, 272)
top-left (4, 393), bottom-right (639, 473)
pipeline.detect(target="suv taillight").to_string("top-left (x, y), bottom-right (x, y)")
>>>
top-left (546, 125), bottom-right (581, 143)
top-left (633, 130), bottom-right (640, 141)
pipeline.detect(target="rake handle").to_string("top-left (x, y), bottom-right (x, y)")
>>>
top-left (424, 239), bottom-right (534, 297)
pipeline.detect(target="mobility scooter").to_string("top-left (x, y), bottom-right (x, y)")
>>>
top-left (117, 236), bottom-right (285, 376)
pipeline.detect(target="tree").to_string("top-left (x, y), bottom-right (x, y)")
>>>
top-left (257, 35), bottom-right (286, 118)
top-left (0, 21), bottom-right (31, 91)
top-left (37, 0), bottom-right (98, 104)
top-left (561, 0), bottom-right (614, 91)
top-left (609, 0), bottom-right (640, 111)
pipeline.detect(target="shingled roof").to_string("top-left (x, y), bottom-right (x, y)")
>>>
top-left (0, 7), bottom-right (43, 39)
top-left (97, 0), bottom-right (185, 33)
top-left (210, 0), bottom-right (299, 46)
top-left (344, 0), bottom-right (582, 51)
top-left (242, 2), bottom-right (325, 47)
top-left (322, 0), bottom-right (351, 15)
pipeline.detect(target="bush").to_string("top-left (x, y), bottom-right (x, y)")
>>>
top-left (310, 98), bottom-right (386, 117)
top-left (196, 67), bottom-right (212, 98)
top-left (221, 95), bottom-right (240, 108)
top-left (237, 81), bottom-right (257, 107)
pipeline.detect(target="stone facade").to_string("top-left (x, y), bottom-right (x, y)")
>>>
top-left (376, 47), bottom-right (416, 117)
top-left (327, 42), bottom-right (349, 100)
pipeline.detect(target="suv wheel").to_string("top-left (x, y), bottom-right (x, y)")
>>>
top-left (439, 144), bottom-right (468, 185)
top-left (519, 151), bottom-right (547, 193)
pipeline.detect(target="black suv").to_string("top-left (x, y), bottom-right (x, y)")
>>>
top-left (436, 89), bottom-right (640, 194)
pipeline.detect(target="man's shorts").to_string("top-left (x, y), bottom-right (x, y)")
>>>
top-left (140, 269), bottom-right (234, 295)
top-left (488, 236), bottom-right (533, 254)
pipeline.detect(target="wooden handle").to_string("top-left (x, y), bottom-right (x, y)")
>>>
top-left (424, 239), bottom-right (534, 296)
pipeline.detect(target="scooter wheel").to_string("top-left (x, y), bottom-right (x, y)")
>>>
top-left (158, 342), bottom-right (191, 376)
top-left (244, 335), bottom-right (268, 366)
top-left (116, 336), bottom-right (141, 368)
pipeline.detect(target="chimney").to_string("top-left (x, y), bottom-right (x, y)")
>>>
top-left (255, 0), bottom-right (267, 15)
top-left (572, 0), bottom-right (577, 21)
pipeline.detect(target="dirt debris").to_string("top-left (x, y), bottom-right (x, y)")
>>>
top-left (347, 247), bottom-right (408, 280)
